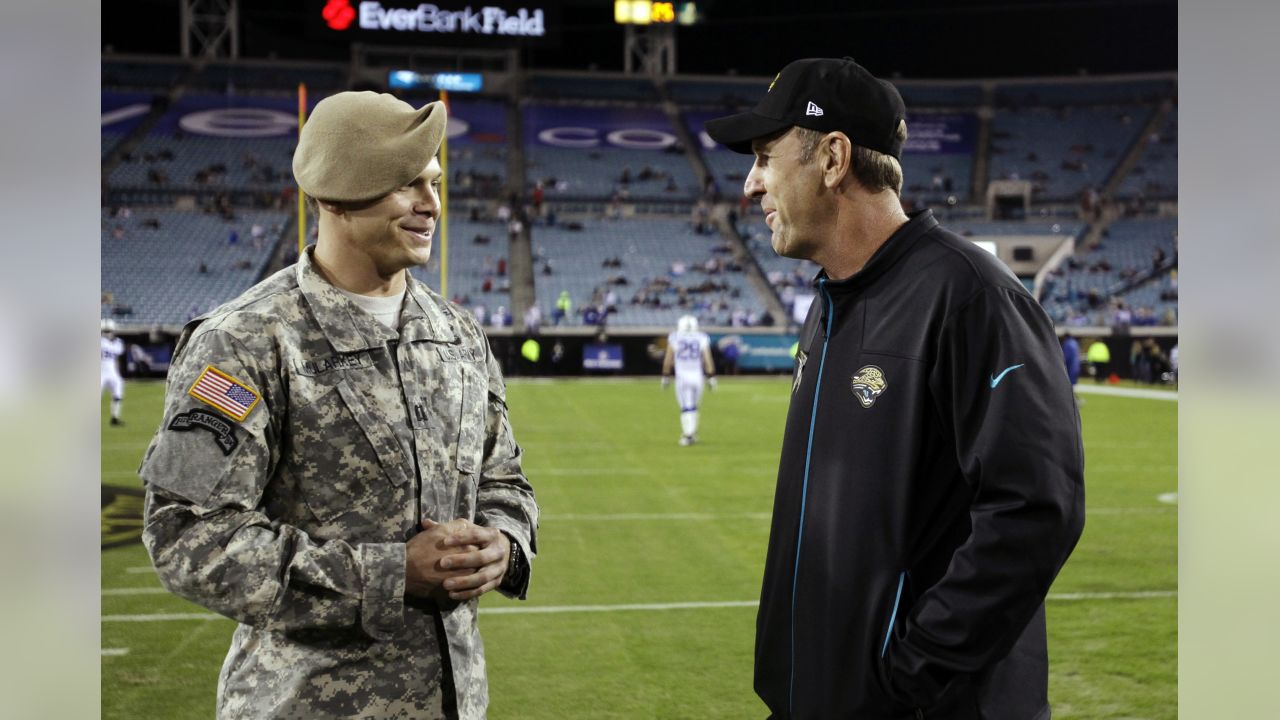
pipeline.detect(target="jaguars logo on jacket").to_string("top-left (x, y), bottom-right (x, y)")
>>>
top-left (850, 365), bottom-right (887, 408)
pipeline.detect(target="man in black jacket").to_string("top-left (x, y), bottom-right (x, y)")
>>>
top-left (705, 58), bottom-right (1085, 719)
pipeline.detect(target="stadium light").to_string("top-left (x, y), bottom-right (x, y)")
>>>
top-left (615, 1), bottom-right (652, 25)
top-left (615, 1), bottom-right (696, 25)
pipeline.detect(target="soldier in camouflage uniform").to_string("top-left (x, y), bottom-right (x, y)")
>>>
top-left (140, 91), bottom-right (538, 719)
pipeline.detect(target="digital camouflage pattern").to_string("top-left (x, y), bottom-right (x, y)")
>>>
top-left (140, 247), bottom-right (538, 719)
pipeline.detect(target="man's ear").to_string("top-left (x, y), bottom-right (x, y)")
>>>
top-left (822, 132), bottom-right (853, 189)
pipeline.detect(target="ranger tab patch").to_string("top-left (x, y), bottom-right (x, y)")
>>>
top-left (188, 365), bottom-right (261, 422)
top-left (168, 409), bottom-right (239, 455)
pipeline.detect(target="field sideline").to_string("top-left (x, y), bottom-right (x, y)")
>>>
top-left (102, 377), bottom-right (1176, 719)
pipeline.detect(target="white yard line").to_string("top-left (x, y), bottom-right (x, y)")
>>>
top-left (543, 512), bottom-right (772, 521)
top-left (535, 467), bottom-right (649, 476)
top-left (103, 587), bottom-right (168, 596)
top-left (545, 509), bottom-right (1159, 521)
top-left (101, 591), bottom-right (1176, 622)
top-left (1075, 385), bottom-right (1177, 401)
top-left (101, 648), bottom-right (130, 656)
top-left (1087, 507), bottom-right (1176, 515)
top-left (1047, 590), bottom-right (1176, 601)
top-left (125, 567), bottom-right (156, 574)
top-left (482, 600), bottom-right (761, 615)
top-left (103, 613), bottom-right (224, 622)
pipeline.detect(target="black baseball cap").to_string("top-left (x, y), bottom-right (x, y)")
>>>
top-left (704, 57), bottom-right (907, 159)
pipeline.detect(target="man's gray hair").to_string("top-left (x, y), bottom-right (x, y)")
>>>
top-left (794, 121), bottom-right (908, 196)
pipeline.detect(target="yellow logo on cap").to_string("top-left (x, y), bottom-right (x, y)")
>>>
top-left (768, 72), bottom-right (780, 92)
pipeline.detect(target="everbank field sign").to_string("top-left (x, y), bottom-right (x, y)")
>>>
top-left (321, 0), bottom-right (548, 37)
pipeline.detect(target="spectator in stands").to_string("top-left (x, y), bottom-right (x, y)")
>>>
top-left (493, 306), bottom-right (512, 327)
top-left (553, 290), bottom-right (572, 325)
top-left (704, 56), bottom-right (1082, 719)
top-left (692, 200), bottom-right (712, 235)
top-left (1086, 338), bottom-right (1111, 381)
top-left (1113, 302), bottom-right (1132, 332)
top-left (1062, 332), bottom-right (1082, 403)
top-left (605, 198), bottom-right (623, 221)
top-left (523, 304), bottom-right (542, 334)
top-left (139, 93), bottom-right (535, 719)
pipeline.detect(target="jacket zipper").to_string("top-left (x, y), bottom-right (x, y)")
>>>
top-left (881, 571), bottom-right (906, 658)
top-left (789, 279), bottom-right (835, 716)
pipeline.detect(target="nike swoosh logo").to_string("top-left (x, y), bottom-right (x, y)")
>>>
top-left (989, 364), bottom-right (1025, 388)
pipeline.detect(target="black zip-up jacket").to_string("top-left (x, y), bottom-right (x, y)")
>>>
top-left (755, 210), bottom-right (1085, 719)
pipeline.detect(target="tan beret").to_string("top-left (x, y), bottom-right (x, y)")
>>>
top-left (293, 92), bottom-right (446, 203)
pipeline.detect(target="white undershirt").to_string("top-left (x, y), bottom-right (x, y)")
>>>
top-left (336, 287), bottom-right (405, 329)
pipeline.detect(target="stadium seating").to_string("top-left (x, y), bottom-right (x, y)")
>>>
top-left (407, 219), bottom-right (515, 309)
top-left (102, 60), bottom-right (190, 91)
top-left (190, 62), bottom-right (346, 96)
top-left (1040, 217), bottom-right (1178, 325)
top-left (667, 78), bottom-right (762, 109)
top-left (531, 217), bottom-right (765, 327)
top-left (100, 64), bottom-right (1178, 333)
top-left (527, 146), bottom-right (698, 201)
top-left (527, 73), bottom-right (660, 103)
top-left (101, 208), bottom-right (286, 325)
top-left (993, 79), bottom-right (1175, 107)
top-left (1116, 106), bottom-right (1177, 200)
top-left (988, 104), bottom-right (1153, 201)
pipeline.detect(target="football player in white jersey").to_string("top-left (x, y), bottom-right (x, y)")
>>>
top-left (661, 314), bottom-right (716, 445)
top-left (101, 319), bottom-right (126, 426)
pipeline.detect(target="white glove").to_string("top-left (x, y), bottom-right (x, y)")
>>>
top-left (707, 377), bottom-right (718, 390)
top-left (661, 376), bottom-right (670, 389)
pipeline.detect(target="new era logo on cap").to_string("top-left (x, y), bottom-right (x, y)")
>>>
top-left (805, 101), bottom-right (824, 117)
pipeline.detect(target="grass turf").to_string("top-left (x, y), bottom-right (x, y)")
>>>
top-left (102, 377), bottom-right (1176, 719)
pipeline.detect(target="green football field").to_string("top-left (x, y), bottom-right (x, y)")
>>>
top-left (101, 377), bottom-right (1177, 719)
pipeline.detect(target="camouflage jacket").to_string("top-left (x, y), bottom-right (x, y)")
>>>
top-left (140, 247), bottom-right (538, 719)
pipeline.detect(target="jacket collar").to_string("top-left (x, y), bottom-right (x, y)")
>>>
top-left (296, 247), bottom-right (458, 351)
top-left (814, 209), bottom-right (938, 292)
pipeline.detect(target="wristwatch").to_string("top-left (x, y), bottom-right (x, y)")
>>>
top-left (501, 532), bottom-right (527, 590)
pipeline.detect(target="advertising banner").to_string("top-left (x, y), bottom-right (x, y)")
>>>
top-left (102, 92), bottom-right (157, 135)
top-left (524, 105), bottom-right (678, 150)
top-left (582, 343), bottom-right (624, 371)
top-left (710, 333), bottom-right (798, 372)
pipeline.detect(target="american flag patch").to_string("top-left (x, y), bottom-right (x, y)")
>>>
top-left (187, 365), bottom-right (261, 422)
